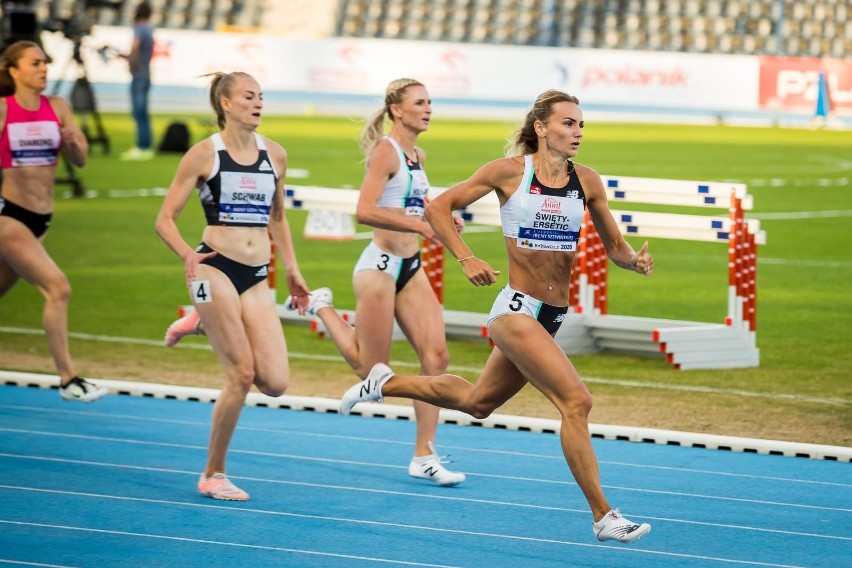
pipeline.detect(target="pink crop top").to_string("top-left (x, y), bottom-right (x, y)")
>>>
top-left (0, 95), bottom-right (61, 169)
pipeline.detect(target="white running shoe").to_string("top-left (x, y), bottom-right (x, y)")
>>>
top-left (59, 377), bottom-right (109, 403)
top-left (284, 287), bottom-right (333, 315)
top-left (593, 509), bottom-right (651, 543)
top-left (339, 362), bottom-right (394, 415)
top-left (409, 441), bottom-right (466, 487)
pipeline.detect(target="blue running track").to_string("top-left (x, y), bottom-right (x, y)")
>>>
top-left (1, 384), bottom-right (850, 567)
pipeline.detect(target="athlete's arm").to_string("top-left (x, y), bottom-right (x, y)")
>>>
top-left (49, 96), bottom-right (88, 168)
top-left (266, 139), bottom-right (310, 311)
top-left (355, 139), bottom-right (434, 237)
top-left (582, 165), bottom-right (653, 275)
top-left (425, 159), bottom-right (508, 286)
top-left (155, 140), bottom-right (215, 286)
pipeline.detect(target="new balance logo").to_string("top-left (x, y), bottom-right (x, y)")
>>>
top-left (554, 313), bottom-right (566, 323)
top-left (422, 466), bottom-right (438, 477)
top-left (255, 266), bottom-right (268, 277)
top-left (410, 259), bottom-right (420, 271)
top-left (359, 382), bottom-right (374, 398)
top-left (258, 160), bottom-right (273, 172)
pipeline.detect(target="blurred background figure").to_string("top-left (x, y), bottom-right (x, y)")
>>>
top-left (0, 39), bottom-right (107, 402)
top-left (120, 0), bottom-right (153, 161)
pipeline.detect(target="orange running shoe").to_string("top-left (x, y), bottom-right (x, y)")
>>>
top-left (197, 473), bottom-right (249, 501)
top-left (164, 310), bottom-right (202, 347)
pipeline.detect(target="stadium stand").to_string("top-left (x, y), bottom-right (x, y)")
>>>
top-left (27, 0), bottom-right (265, 33)
top-left (334, 0), bottom-right (850, 58)
top-left (14, 1), bottom-right (849, 57)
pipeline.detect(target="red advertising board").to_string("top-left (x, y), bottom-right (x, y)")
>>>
top-left (759, 57), bottom-right (852, 113)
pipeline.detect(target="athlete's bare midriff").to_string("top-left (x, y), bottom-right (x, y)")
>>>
top-left (1, 166), bottom-right (57, 214)
top-left (504, 239), bottom-right (576, 306)
top-left (371, 208), bottom-right (423, 258)
top-left (202, 225), bottom-right (271, 266)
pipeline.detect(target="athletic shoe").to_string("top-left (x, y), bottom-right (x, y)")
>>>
top-left (164, 310), bottom-right (202, 347)
top-left (197, 473), bottom-right (249, 501)
top-left (59, 376), bottom-right (109, 403)
top-left (338, 362), bottom-right (394, 415)
top-left (593, 509), bottom-right (651, 543)
top-left (284, 287), bottom-right (333, 315)
top-left (409, 441), bottom-right (466, 487)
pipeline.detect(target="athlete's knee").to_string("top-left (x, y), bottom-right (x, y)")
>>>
top-left (466, 400), bottom-right (496, 420)
top-left (419, 347), bottom-right (450, 375)
top-left (459, 390), bottom-right (497, 420)
top-left (558, 384), bottom-right (593, 420)
top-left (256, 374), bottom-right (289, 397)
top-left (228, 363), bottom-right (256, 392)
top-left (44, 274), bottom-right (72, 304)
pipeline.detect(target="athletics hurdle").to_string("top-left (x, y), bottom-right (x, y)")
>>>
top-left (282, 177), bottom-right (764, 370)
top-left (559, 177), bottom-right (764, 370)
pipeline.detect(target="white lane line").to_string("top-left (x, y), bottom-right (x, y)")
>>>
top-left (2, 405), bottom-right (848, 488)
top-left (1, 456), bottom-right (847, 543)
top-left (0, 560), bottom-right (75, 568)
top-left (0, 491), bottom-right (812, 566)
top-left (750, 209), bottom-right (852, 220)
top-left (0, 519), bottom-right (459, 568)
top-left (1, 428), bottom-right (847, 513)
top-left (2, 327), bottom-right (845, 405)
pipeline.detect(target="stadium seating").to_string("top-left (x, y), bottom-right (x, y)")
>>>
top-left (333, 0), bottom-right (849, 57)
top-left (18, 0), bottom-right (850, 57)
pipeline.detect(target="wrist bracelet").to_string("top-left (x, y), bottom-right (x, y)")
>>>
top-left (458, 255), bottom-right (475, 263)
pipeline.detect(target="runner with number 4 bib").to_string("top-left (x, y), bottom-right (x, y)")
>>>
top-left (156, 72), bottom-right (312, 501)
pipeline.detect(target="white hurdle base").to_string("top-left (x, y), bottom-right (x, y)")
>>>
top-left (2, 371), bottom-right (847, 462)
top-left (272, 305), bottom-right (759, 369)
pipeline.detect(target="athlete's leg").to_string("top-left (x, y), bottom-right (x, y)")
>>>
top-left (315, 269), bottom-right (396, 377)
top-left (0, 254), bottom-right (21, 297)
top-left (240, 282), bottom-right (290, 397)
top-left (488, 315), bottom-right (611, 521)
top-left (0, 219), bottom-right (76, 382)
top-left (192, 264), bottom-right (256, 478)
top-left (394, 271), bottom-right (450, 457)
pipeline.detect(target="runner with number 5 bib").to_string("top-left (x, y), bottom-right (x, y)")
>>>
top-left (339, 90), bottom-right (655, 543)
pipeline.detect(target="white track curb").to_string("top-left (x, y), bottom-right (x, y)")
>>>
top-left (2, 370), bottom-right (849, 462)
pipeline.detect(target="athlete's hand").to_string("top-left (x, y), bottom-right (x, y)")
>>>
top-left (184, 250), bottom-right (217, 289)
top-left (459, 256), bottom-right (501, 287)
top-left (286, 272), bottom-right (311, 315)
top-left (453, 215), bottom-right (465, 235)
top-left (630, 241), bottom-right (653, 275)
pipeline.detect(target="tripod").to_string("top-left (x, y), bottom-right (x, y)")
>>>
top-left (51, 37), bottom-right (111, 196)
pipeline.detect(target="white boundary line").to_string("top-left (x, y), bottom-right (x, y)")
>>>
top-left (1, 370), bottom-right (849, 462)
top-left (0, 490), bottom-right (813, 566)
top-left (2, 326), bottom-right (846, 406)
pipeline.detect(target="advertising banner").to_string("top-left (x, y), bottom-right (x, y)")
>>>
top-left (40, 27), bottom-right (847, 119)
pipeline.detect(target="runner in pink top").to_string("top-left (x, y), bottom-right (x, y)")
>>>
top-left (0, 40), bottom-right (107, 402)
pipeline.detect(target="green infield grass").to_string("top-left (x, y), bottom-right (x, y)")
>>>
top-left (1, 112), bottom-right (850, 446)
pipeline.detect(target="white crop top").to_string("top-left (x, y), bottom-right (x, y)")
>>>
top-left (500, 155), bottom-right (587, 251)
top-left (376, 136), bottom-right (429, 216)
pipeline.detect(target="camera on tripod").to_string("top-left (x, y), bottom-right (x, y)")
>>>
top-left (0, 0), bottom-right (123, 196)
top-left (0, 0), bottom-right (123, 50)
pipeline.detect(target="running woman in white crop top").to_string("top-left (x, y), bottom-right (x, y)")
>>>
top-left (156, 72), bottom-right (312, 501)
top-left (0, 41), bottom-right (107, 402)
top-left (340, 90), bottom-right (655, 544)
top-left (288, 78), bottom-right (466, 487)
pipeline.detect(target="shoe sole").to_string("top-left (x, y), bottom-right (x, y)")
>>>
top-left (597, 525), bottom-right (651, 544)
top-left (199, 491), bottom-right (249, 501)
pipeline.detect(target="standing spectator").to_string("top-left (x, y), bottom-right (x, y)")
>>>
top-left (155, 71), bottom-right (311, 500)
top-left (121, 1), bottom-right (154, 161)
top-left (0, 40), bottom-right (108, 402)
